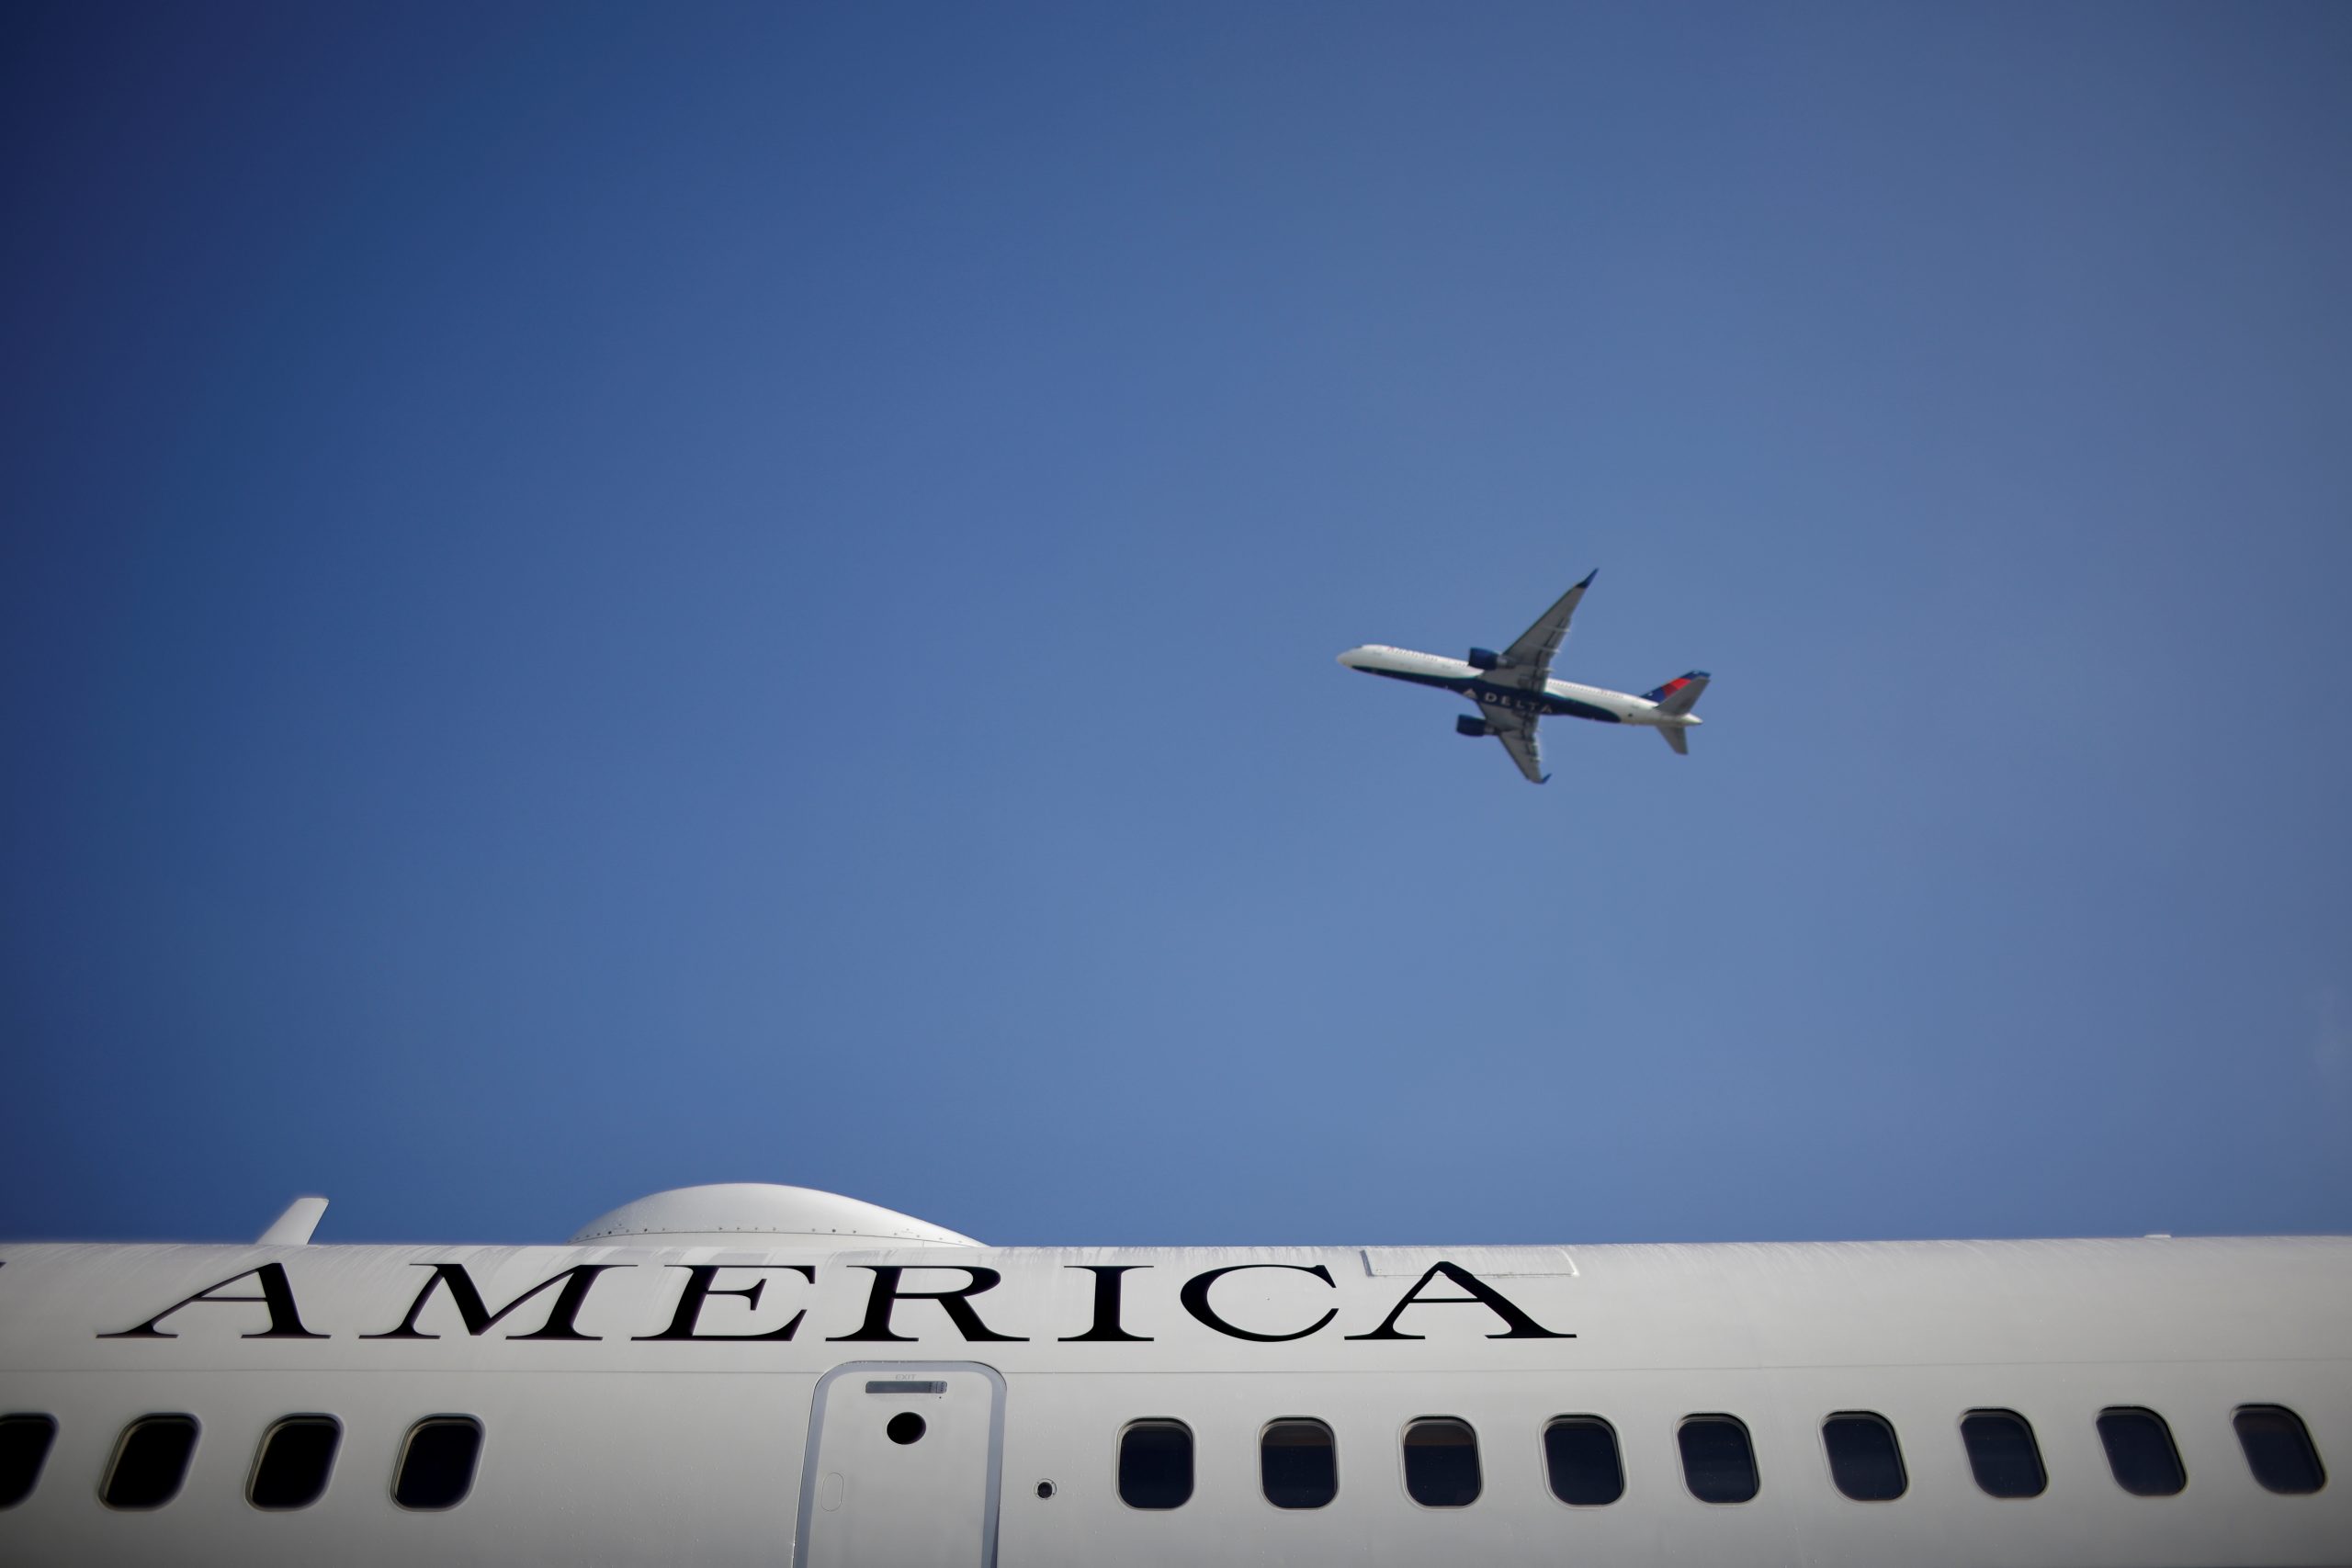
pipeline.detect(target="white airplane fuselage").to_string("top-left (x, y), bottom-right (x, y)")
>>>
top-left (1, 1185), bottom-right (2346, 1567)
top-left (1337, 645), bottom-right (1702, 733)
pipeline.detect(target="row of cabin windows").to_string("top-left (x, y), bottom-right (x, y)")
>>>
top-left (1115, 1405), bottom-right (2328, 1511)
top-left (4, 1400), bottom-right (2327, 1517)
top-left (0, 1413), bottom-right (481, 1513)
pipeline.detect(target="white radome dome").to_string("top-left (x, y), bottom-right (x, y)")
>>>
top-left (569, 1183), bottom-right (981, 1248)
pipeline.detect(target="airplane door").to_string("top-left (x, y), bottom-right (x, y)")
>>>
top-left (794, 1361), bottom-right (1005, 1568)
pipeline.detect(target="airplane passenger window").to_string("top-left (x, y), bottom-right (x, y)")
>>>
top-left (1402, 1418), bottom-right (1481, 1507)
top-left (101, 1415), bottom-right (199, 1510)
top-left (1822, 1412), bottom-right (1906, 1502)
top-left (248, 1416), bottom-right (341, 1510)
top-left (1678, 1416), bottom-right (1758, 1504)
top-left (393, 1416), bottom-right (483, 1510)
top-left (0, 1415), bottom-right (59, 1509)
top-left (1117, 1421), bottom-right (1193, 1509)
top-left (1261, 1419), bottom-right (1337, 1509)
top-left (1543, 1416), bottom-right (1623, 1506)
top-left (1960, 1410), bottom-right (2045, 1498)
top-left (2233, 1406), bottom-right (2325, 1495)
top-left (2097, 1407), bottom-right (2185, 1497)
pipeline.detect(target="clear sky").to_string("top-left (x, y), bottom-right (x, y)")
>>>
top-left (4, 2), bottom-right (2347, 1248)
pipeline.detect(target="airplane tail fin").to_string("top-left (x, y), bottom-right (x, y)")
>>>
top-left (1643, 671), bottom-right (1710, 717)
top-left (1658, 726), bottom-right (1689, 756)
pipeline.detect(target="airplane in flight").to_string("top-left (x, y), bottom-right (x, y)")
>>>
top-left (0, 1181), bottom-right (2344, 1566)
top-left (1337, 571), bottom-right (1709, 782)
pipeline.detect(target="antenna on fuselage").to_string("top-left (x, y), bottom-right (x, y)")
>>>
top-left (256, 1195), bottom-right (329, 1246)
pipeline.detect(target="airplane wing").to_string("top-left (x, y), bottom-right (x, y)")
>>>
top-left (1479, 705), bottom-right (1549, 784)
top-left (1492, 570), bottom-right (1597, 690)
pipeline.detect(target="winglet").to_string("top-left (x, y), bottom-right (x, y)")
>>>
top-left (257, 1196), bottom-right (329, 1247)
top-left (1576, 568), bottom-right (1597, 588)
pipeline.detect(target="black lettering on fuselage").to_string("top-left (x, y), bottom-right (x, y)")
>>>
top-left (361, 1262), bottom-right (630, 1341)
top-left (1058, 1265), bottom-right (1152, 1342)
top-left (1345, 1261), bottom-right (1575, 1340)
top-left (1181, 1264), bottom-right (1338, 1342)
top-left (634, 1264), bottom-right (816, 1341)
top-left (829, 1265), bottom-right (1027, 1343)
top-left (99, 1262), bottom-right (326, 1340)
top-left (83, 1253), bottom-right (1576, 1348)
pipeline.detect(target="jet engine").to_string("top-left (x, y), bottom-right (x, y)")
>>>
top-left (1454, 715), bottom-right (1490, 737)
top-left (1466, 647), bottom-right (1502, 670)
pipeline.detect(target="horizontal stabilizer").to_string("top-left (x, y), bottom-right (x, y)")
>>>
top-left (1644, 671), bottom-right (1710, 716)
top-left (1659, 726), bottom-right (1689, 756)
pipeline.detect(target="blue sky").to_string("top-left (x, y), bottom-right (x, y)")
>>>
top-left (4, 2), bottom-right (2347, 1248)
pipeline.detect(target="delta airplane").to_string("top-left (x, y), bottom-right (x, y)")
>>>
top-left (1337, 570), bottom-right (1710, 782)
top-left (1, 1182), bottom-right (2345, 1566)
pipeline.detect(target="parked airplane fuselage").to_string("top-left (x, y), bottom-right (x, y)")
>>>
top-left (2, 1210), bottom-right (2345, 1568)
